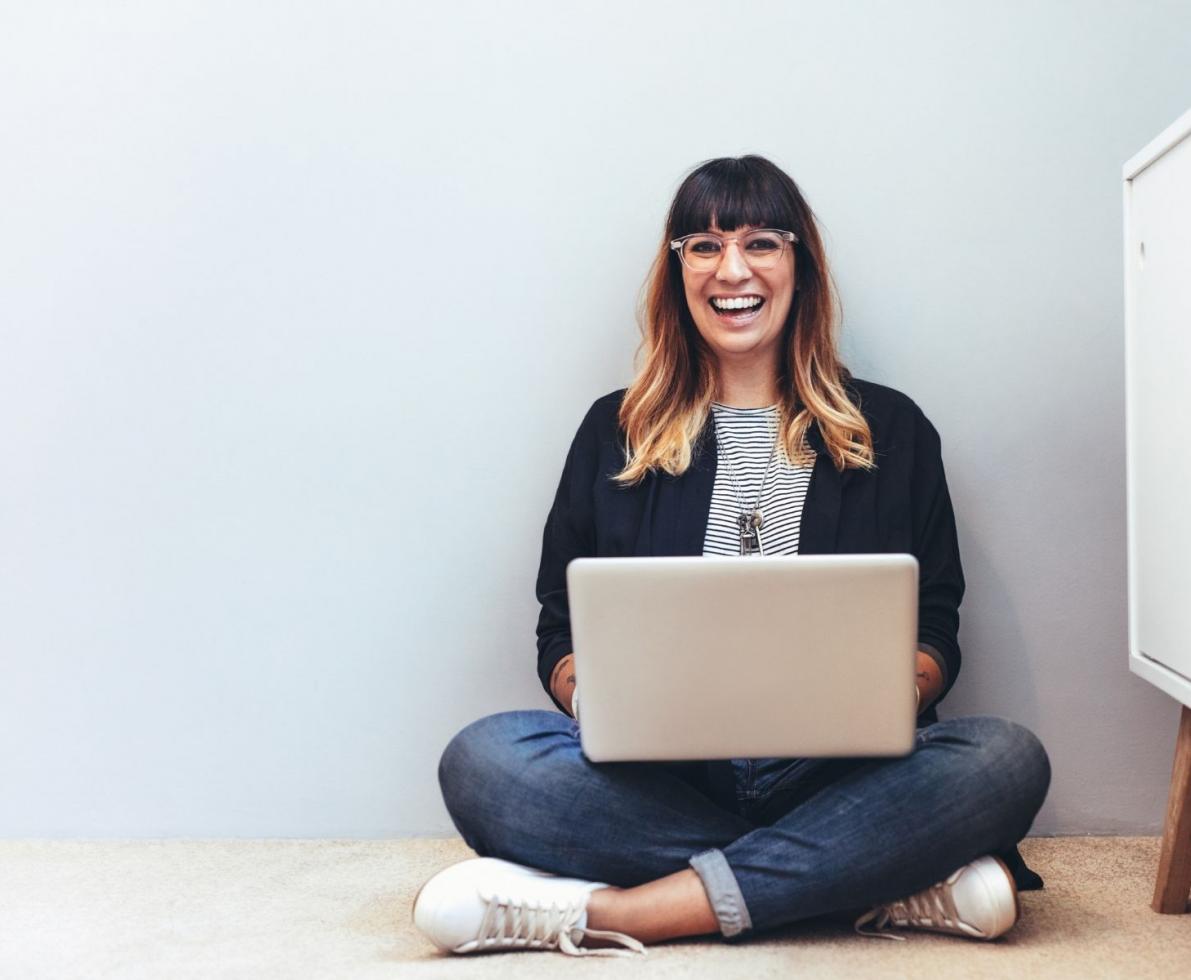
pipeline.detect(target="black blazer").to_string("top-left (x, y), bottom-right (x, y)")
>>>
top-left (535, 376), bottom-right (964, 722)
top-left (531, 378), bottom-right (1045, 892)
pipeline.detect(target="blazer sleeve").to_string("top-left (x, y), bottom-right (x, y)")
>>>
top-left (534, 402), bottom-right (602, 711)
top-left (910, 405), bottom-right (966, 703)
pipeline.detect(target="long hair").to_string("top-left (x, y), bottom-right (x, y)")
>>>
top-left (613, 155), bottom-right (875, 485)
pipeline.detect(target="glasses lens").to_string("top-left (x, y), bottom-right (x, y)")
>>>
top-left (741, 230), bottom-right (785, 268)
top-left (681, 231), bottom-right (787, 271)
top-left (681, 235), bottom-right (722, 270)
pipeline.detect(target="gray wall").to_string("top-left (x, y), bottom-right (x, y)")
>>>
top-left (2, 1), bottom-right (1189, 837)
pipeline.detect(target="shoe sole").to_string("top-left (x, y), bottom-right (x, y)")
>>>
top-left (986, 855), bottom-right (1021, 937)
top-left (411, 869), bottom-right (443, 949)
top-left (412, 876), bottom-right (428, 924)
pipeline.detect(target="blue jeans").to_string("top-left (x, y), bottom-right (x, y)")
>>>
top-left (438, 711), bottom-right (1050, 939)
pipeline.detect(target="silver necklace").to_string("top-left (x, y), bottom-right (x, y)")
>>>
top-left (712, 406), bottom-right (781, 556)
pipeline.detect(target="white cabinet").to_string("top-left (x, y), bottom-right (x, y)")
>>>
top-left (1125, 107), bottom-right (1191, 709)
top-left (1124, 106), bottom-right (1191, 915)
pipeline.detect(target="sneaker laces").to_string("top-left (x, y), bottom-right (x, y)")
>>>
top-left (473, 891), bottom-right (646, 957)
top-left (854, 874), bottom-right (975, 941)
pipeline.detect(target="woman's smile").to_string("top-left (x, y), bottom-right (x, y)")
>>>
top-left (683, 223), bottom-right (794, 361)
top-left (708, 293), bottom-right (767, 327)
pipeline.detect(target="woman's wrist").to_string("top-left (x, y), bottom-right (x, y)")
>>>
top-left (550, 654), bottom-right (577, 715)
top-left (914, 650), bottom-right (942, 715)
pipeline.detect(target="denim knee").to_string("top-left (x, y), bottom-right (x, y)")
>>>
top-left (961, 715), bottom-right (1052, 827)
top-left (439, 712), bottom-right (507, 814)
top-left (438, 710), bottom-right (565, 820)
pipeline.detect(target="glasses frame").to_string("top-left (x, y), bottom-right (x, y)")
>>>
top-left (669, 228), bottom-right (799, 272)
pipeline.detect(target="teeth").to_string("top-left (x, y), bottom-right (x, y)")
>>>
top-left (711, 296), bottom-right (763, 311)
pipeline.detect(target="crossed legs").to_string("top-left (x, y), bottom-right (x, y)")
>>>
top-left (437, 710), bottom-right (1050, 941)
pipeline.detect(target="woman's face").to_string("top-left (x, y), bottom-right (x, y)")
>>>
top-left (680, 222), bottom-right (796, 371)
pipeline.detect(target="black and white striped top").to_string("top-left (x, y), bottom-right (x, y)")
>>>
top-left (702, 403), bottom-right (814, 557)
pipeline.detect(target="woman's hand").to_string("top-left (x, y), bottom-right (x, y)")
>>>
top-left (550, 653), bottom-right (578, 718)
top-left (915, 649), bottom-right (943, 714)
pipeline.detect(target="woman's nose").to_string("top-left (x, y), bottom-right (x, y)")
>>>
top-left (715, 241), bottom-right (751, 282)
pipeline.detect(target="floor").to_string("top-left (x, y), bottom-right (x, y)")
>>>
top-left (1, 836), bottom-right (1189, 978)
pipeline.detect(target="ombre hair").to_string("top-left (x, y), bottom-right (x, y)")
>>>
top-left (613, 155), bottom-right (876, 485)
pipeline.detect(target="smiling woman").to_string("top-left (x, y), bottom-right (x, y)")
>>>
top-left (679, 224), bottom-right (796, 364)
top-left (413, 155), bottom-right (1051, 959)
top-left (616, 156), bottom-right (875, 485)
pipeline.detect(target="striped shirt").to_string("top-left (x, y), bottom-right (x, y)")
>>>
top-left (702, 403), bottom-right (814, 557)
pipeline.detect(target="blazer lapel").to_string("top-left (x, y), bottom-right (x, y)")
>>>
top-left (799, 417), bottom-right (845, 555)
top-left (675, 418), bottom-right (718, 556)
top-left (653, 413), bottom-right (850, 557)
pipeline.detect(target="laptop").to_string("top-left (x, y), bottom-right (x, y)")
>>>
top-left (566, 554), bottom-right (919, 762)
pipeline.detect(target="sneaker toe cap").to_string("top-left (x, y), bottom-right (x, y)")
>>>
top-left (412, 863), bottom-right (490, 951)
top-left (956, 856), bottom-right (1019, 938)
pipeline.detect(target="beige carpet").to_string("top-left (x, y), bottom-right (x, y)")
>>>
top-left (1, 836), bottom-right (1188, 979)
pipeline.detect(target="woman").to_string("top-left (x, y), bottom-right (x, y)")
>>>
top-left (412, 155), bottom-right (1051, 958)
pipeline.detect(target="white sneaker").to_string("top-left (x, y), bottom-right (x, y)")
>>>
top-left (853, 855), bottom-right (1020, 941)
top-left (412, 857), bottom-right (647, 957)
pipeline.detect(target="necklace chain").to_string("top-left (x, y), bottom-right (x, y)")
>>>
top-left (712, 405), bottom-right (781, 553)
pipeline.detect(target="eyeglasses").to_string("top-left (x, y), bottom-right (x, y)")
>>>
top-left (669, 228), bottom-right (798, 273)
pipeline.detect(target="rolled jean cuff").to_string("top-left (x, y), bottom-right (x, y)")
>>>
top-left (688, 848), bottom-right (753, 938)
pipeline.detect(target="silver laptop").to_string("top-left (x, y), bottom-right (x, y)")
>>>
top-left (566, 554), bottom-right (919, 762)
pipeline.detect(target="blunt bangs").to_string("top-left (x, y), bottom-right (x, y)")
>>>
top-left (668, 156), bottom-right (802, 238)
top-left (615, 153), bottom-right (875, 483)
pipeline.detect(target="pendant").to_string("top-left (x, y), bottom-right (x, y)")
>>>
top-left (738, 511), bottom-right (764, 556)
